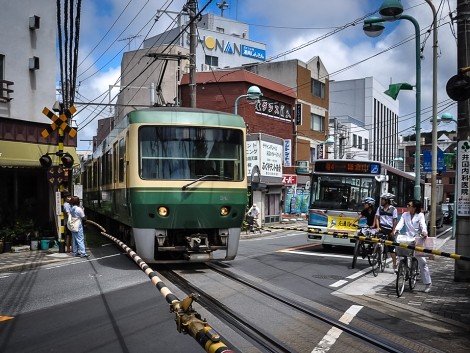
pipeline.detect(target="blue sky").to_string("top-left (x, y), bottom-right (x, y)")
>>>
top-left (72, 0), bottom-right (458, 150)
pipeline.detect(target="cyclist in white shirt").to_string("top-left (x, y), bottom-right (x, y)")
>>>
top-left (393, 199), bottom-right (432, 293)
top-left (374, 193), bottom-right (398, 270)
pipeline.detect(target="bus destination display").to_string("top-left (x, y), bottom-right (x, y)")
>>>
top-left (314, 161), bottom-right (381, 174)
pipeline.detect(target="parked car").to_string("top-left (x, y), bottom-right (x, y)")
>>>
top-left (441, 203), bottom-right (454, 224)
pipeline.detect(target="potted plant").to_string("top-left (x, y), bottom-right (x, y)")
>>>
top-left (1, 228), bottom-right (13, 253)
top-left (30, 230), bottom-right (40, 251)
top-left (0, 229), bottom-right (5, 253)
top-left (11, 218), bottom-right (34, 246)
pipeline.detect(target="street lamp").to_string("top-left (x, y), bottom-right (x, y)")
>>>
top-left (363, 11), bottom-right (422, 200)
top-left (234, 85), bottom-right (262, 114)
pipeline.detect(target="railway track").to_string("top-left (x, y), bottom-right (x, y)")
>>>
top-left (160, 262), bottom-right (444, 353)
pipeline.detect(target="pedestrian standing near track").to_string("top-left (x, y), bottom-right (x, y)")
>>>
top-left (62, 191), bottom-right (72, 253)
top-left (69, 196), bottom-right (89, 258)
top-left (353, 197), bottom-right (376, 227)
top-left (393, 199), bottom-right (432, 293)
top-left (374, 193), bottom-right (398, 270)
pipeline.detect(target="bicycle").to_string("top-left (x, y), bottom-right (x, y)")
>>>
top-left (351, 226), bottom-right (375, 269)
top-left (369, 231), bottom-right (388, 276)
top-left (395, 233), bottom-right (420, 297)
top-left (245, 215), bottom-right (262, 234)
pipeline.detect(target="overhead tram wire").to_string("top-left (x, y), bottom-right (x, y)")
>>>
top-left (76, 2), bottom-right (453, 136)
top-left (77, 0), bottom-right (154, 83)
top-left (77, 0), bottom-right (134, 70)
top-left (76, 0), bottom-right (177, 129)
top-left (78, 0), bottom-right (214, 132)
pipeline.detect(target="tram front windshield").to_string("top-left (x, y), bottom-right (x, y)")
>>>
top-left (310, 175), bottom-right (377, 211)
top-left (139, 126), bottom-right (244, 181)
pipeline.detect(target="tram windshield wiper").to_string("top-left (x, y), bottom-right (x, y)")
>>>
top-left (182, 175), bottom-right (231, 190)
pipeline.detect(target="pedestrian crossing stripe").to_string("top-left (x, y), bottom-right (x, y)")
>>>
top-left (41, 106), bottom-right (77, 138)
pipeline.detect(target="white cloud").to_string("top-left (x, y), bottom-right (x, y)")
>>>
top-left (72, 0), bottom-right (459, 149)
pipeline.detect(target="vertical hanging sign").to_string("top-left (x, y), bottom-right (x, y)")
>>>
top-left (456, 140), bottom-right (470, 216)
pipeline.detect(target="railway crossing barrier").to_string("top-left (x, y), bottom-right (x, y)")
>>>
top-left (85, 220), bottom-right (235, 353)
top-left (267, 225), bottom-right (470, 262)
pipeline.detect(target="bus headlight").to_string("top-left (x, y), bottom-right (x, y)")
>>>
top-left (158, 206), bottom-right (168, 217)
top-left (220, 206), bottom-right (230, 216)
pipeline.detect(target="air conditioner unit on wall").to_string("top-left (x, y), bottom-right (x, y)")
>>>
top-left (29, 57), bottom-right (39, 70)
top-left (29, 15), bottom-right (40, 29)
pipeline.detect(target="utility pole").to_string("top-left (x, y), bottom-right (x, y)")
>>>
top-left (188, 0), bottom-right (197, 108)
top-left (455, 0), bottom-right (470, 281)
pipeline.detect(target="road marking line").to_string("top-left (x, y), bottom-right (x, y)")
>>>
top-left (311, 305), bottom-right (363, 353)
top-left (277, 250), bottom-right (352, 259)
top-left (0, 316), bottom-right (14, 322)
top-left (330, 280), bottom-right (348, 287)
top-left (276, 243), bottom-right (321, 252)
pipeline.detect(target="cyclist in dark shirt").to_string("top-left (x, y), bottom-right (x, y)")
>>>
top-left (353, 197), bottom-right (376, 227)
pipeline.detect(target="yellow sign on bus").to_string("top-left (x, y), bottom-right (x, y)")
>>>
top-left (327, 216), bottom-right (356, 231)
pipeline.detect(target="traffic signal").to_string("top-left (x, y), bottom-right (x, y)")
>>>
top-left (61, 153), bottom-right (74, 168)
top-left (39, 155), bottom-right (52, 168)
top-left (446, 73), bottom-right (470, 101)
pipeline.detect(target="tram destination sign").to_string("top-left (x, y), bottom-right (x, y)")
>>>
top-left (314, 161), bottom-right (381, 174)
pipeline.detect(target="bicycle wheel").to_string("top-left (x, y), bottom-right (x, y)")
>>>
top-left (409, 257), bottom-right (419, 289)
top-left (380, 245), bottom-right (387, 272)
top-left (367, 243), bottom-right (374, 265)
top-left (370, 245), bottom-right (378, 277)
top-left (352, 239), bottom-right (361, 269)
top-left (396, 260), bottom-right (406, 297)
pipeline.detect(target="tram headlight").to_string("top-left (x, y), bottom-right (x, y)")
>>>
top-left (158, 206), bottom-right (168, 217)
top-left (220, 206), bottom-right (230, 216)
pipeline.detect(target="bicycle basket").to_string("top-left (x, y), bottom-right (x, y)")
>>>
top-left (395, 233), bottom-right (415, 256)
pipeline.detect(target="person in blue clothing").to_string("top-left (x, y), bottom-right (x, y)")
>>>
top-left (70, 196), bottom-right (89, 258)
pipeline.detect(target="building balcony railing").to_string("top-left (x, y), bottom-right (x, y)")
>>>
top-left (0, 79), bottom-right (14, 102)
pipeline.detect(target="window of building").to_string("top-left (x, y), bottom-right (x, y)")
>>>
top-left (358, 136), bottom-right (362, 149)
top-left (216, 27), bottom-right (224, 33)
top-left (311, 79), bottom-right (325, 98)
top-left (0, 55), bottom-right (4, 81)
top-left (352, 134), bottom-right (357, 147)
top-left (310, 147), bottom-right (316, 162)
top-left (364, 139), bottom-right (368, 151)
top-left (205, 55), bottom-right (219, 66)
top-left (310, 113), bottom-right (325, 132)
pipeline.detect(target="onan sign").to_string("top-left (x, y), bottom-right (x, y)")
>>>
top-left (197, 35), bottom-right (266, 61)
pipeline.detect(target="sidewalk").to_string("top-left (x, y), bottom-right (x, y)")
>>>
top-left (374, 236), bottom-right (470, 326)
top-left (0, 246), bottom-right (78, 272)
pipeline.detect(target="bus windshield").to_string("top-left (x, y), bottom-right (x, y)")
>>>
top-left (310, 175), bottom-right (378, 211)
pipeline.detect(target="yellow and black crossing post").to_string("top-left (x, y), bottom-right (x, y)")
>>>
top-left (40, 105), bottom-right (77, 252)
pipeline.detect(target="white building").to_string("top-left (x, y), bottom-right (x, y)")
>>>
top-left (0, 0), bottom-right (77, 237)
top-left (329, 77), bottom-right (400, 164)
top-left (143, 13), bottom-right (266, 71)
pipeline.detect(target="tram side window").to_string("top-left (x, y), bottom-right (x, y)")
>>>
top-left (119, 138), bottom-right (125, 182)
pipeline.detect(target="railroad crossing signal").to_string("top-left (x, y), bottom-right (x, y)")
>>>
top-left (47, 166), bottom-right (69, 185)
top-left (41, 105), bottom-right (77, 138)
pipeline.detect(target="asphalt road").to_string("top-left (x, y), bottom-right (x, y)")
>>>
top-left (1, 224), bottom-right (467, 353)
top-left (0, 244), bottom-right (207, 353)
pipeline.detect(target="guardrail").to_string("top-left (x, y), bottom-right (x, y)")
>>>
top-left (267, 225), bottom-right (470, 262)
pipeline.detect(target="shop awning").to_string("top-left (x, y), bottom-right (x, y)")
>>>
top-left (0, 140), bottom-right (79, 168)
